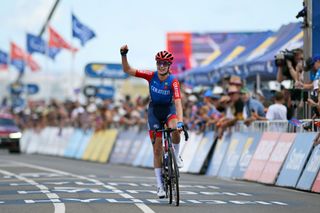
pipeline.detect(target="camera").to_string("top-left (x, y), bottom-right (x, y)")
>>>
top-left (274, 49), bottom-right (295, 67)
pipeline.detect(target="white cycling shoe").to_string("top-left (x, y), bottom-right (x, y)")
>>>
top-left (176, 155), bottom-right (184, 168)
top-left (157, 187), bottom-right (165, 199)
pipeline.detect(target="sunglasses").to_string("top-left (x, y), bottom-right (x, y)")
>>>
top-left (156, 61), bottom-right (171, 67)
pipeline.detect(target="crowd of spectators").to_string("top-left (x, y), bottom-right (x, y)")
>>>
top-left (1, 54), bottom-right (319, 136)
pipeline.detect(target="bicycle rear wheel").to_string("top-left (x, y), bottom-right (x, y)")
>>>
top-left (169, 147), bottom-right (179, 206)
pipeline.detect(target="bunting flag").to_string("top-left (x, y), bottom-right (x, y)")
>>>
top-left (27, 33), bottom-right (46, 54)
top-left (10, 42), bottom-right (41, 72)
top-left (10, 42), bottom-right (26, 73)
top-left (27, 33), bottom-right (61, 60)
top-left (48, 26), bottom-right (78, 52)
top-left (0, 50), bottom-right (8, 70)
top-left (26, 54), bottom-right (40, 71)
top-left (72, 13), bottom-right (96, 46)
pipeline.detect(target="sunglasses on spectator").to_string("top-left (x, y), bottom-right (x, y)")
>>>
top-left (156, 61), bottom-right (171, 67)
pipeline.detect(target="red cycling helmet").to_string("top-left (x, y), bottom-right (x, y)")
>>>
top-left (155, 50), bottom-right (174, 63)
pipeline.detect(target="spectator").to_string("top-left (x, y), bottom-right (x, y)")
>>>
top-left (266, 91), bottom-right (287, 120)
top-left (240, 87), bottom-right (266, 126)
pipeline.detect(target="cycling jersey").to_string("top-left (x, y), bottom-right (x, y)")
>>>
top-left (135, 70), bottom-right (181, 131)
top-left (135, 70), bottom-right (181, 105)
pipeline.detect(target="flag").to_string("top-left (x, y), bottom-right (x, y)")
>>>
top-left (27, 33), bottom-right (46, 54)
top-left (26, 54), bottom-right (40, 71)
top-left (0, 50), bottom-right (8, 70)
top-left (72, 14), bottom-right (96, 46)
top-left (10, 42), bottom-right (26, 73)
top-left (27, 33), bottom-right (61, 59)
top-left (48, 26), bottom-right (78, 52)
top-left (48, 47), bottom-right (61, 60)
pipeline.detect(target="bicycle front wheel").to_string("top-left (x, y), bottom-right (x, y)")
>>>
top-left (169, 147), bottom-right (180, 206)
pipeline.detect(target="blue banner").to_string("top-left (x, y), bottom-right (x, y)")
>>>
top-left (25, 84), bottom-right (39, 95)
top-left (313, 0), bottom-right (320, 56)
top-left (276, 133), bottom-right (317, 187)
top-left (296, 144), bottom-right (320, 190)
top-left (96, 86), bottom-right (115, 100)
top-left (85, 63), bottom-right (128, 79)
top-left (231, 132), bottom-right (262, 179)
top-left (72, 14), bottom-right (96, 46)
top-left (206, 132), bottom-right (232, 176)
top-left (218, 132), bottom-right (249, 178)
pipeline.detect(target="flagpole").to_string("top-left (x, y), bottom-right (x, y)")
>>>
top-left (45, 26), bottom-right (50, 102)
top-left (70, 9), bottom-right (76, 100)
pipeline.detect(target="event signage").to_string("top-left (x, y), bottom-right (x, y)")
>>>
top-left (85, 63), bottom-right (128, 79)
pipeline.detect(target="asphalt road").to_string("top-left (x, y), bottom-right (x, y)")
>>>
top-left (0, 150), bottom-right (319, 213)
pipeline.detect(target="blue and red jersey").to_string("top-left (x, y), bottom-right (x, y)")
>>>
top-left (135, 70), bottom-right (181, 105)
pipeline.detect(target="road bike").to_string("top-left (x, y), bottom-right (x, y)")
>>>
top-left (154, 127), bottom-right (188, 206)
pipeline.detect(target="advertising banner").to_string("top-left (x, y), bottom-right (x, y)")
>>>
top-left (296, 144), bottom-right (320, 190)
top-left (258, 133), bottom-right (296, 184)
top-left (206, 132), bottom-right (232, 176)
top-left (276, 133), bottom-right (317, 187)
top-left (244, 132), bottom-right (281, 181)
top-left (188, 131), bottom-right (215, 174)
top-left (232, 132), bottom-right (262, 179)
top-left (85, 63), bottom-right (128, 79)
top-left (218, 132), bottom-right (249, 178)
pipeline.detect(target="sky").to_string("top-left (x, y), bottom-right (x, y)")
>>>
top-left (0, 0), bottom-right (304, 77)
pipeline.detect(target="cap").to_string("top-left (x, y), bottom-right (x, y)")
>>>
top-left (311, 55), bottom-right (320, 65)
top-left (203, 89), bottom-right (213, 97)
top-left (240, 87), bottom-right (250, 94)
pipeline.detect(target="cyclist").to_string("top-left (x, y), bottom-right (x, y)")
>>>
top-left (120, 45), bottom-right (184, 198)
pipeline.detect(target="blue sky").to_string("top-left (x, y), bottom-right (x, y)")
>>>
top-left (0, 0), bottom-right (304, 75)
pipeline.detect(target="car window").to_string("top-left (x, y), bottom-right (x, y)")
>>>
top-left (0, 118), bottom-right (15, 126)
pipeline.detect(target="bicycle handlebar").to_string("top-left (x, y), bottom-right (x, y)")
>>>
top-left (155, 127), bottom-right (189, 141)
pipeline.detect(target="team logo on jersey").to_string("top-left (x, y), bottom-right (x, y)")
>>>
top-left (164, 82), bottom-right (168, 89)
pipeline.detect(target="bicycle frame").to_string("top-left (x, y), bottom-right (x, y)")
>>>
top-left (154, 127), bottom-right (188, 206)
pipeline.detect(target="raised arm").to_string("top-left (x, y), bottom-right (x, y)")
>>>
top-left (120, 45), bottom-right (137, 76)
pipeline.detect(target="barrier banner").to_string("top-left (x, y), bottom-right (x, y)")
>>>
top-left (132, 135), bottom-right (151, 167)
top-left (232, 132), bottom-right (262, 179)
top-left (64, 129), bottom-right (83, 158)
top-left (42, 128), bottom-right (61, 155)
top-left (244, 132), bottom-right (281, 181)
top-left (206, 131), bottom-right (232, 176)
top-left (312, 171), bottom-right (320, 193)
top-left (20, 130), bottom-right (33, 153)
top-left (258, 133), bottom-right (296, 184)
top-left (296, 144), bottom-right (320, 190)
top-left (276, 133), bottom-right (317, 187)
top-left (180, 131), bottom-right (203, 173)
top-left (125, 131), bottom-right (147, 165)
top-left (58, 128), bottom-right (75, 156)
top-left (90, 131), bottom-right (111, 161)
top-left (218, 132), bottom-right (248, 178)
top-left (82, 132), bottom-right (101, 160)
top-left (75, 130), bottom-right (93, 159)
top-left (188, 131), bottom-right (215, 174)
top-left (98, 129), bottom-right (118, 163)
top-left (109, 128), bottom-right (138, 164)
top-left (142, 138), bottom-right (154, 168)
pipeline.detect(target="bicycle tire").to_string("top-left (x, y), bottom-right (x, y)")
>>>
top-left (168, 150), bottom-right (173, 204)
top-left (162, 154), bottom-right (169, 198)
top-left (170, 147), bottom-right (180, 206)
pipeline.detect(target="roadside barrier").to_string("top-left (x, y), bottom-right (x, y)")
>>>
top-left (21, 120), bottom-right (320, 193)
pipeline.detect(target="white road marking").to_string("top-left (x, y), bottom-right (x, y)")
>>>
top-left (0, 169), bottom-right (65, 213)
top-left (14, 161), bottom-right (155, 213)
